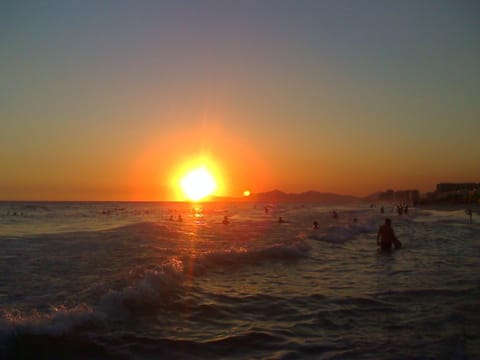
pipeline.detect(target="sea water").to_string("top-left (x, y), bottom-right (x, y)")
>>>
top-left (0, 202), bottom-right (479, 359)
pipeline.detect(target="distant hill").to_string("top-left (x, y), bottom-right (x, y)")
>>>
top-left (363, 191), bottom-right (382, 202)
top-left (246, 190), bottom-right (361, 204)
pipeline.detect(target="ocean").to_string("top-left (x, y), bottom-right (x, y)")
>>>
top-left (0, 201), bottom-right (478, 360)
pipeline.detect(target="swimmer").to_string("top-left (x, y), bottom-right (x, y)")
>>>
top-left (466, 208), bottom-right (472, 223)
top-left (312, 221), bottom-right (319, 229)
top-left (377, 218), bottom-right (402, 251)
top-left (222, 216), bottom-right (230, 225)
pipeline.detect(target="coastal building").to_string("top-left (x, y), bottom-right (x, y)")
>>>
top-left (429, 183), bottom-right (480, 203)
top-left (436, 183), bottom-right (479, 193)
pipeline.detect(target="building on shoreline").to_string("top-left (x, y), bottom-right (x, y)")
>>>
top-left (425, 183), bottom-right (480, 204)
top-left (435, 183), bottom-right (479, 193)
top-left (377, 183), bottom-right (480, 205)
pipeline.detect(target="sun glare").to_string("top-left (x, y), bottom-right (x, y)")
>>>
top-left (180, 167), bottom-right (217, 201)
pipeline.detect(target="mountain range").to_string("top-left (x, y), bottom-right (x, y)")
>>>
top-left (211, 190), bottom-right (368, 203)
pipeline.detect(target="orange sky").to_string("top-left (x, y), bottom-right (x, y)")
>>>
top-left (1, 2), bottom-right (479, 201)
top-left (2, 119), bottom-right (476, 201)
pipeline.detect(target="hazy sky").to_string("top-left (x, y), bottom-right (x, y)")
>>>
top-left (1, 1), bottom-right (479, 200)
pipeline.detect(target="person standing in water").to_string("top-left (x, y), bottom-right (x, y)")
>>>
top-left (466, 208), bottom-right (473, 223)
top-left (377, 218), bottom-right (402, 251)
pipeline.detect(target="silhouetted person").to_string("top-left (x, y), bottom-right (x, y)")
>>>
top-left (353, 217), bottom-right (358, 223)
top-left (377, 218), bottom-right (401, 251)
top-left (278, 217), bottom-right (286, 223)
top-left (380, 206), bottom-right (384, 214)
top-left (466, 208), bottom-right (472, 223)
top-left (177, 215), bottom-right (183, 222)
top-left (222, 216), bottom-right (230, 225)
top-left (332, 210), bottom-right (338, 219)
top-left (264, 206), bottom-right (269, 214)
top-left (312, 221), bottom-right (319, 229)
top-left (397, 205), bottom-right (403, 216)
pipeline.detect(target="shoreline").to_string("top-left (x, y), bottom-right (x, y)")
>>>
top-left (416, 202), bottom-right (480, 214)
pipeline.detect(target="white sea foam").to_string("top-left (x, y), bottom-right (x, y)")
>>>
top-left (1, 202), bottom-right (479, 359)
top-left (0, 304), bottom-right (102, 344)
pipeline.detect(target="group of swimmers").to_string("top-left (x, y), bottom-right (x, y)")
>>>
top-left (169, 213), bottom-right (230, 224)
top-left (168, 206), bottom-right (474, 252)
top-left (169, 214), bottom-right (183, 222)
top-left (276, 209), bottom-right (403, 252)
top-left (380, 204), bottom-right (408, 215)
top-left (172, 209), bottom-right (347, 227)
top-left (5, 211), bottom-right (24, 216)
top-left (278, 212), bottom-right (402, 252)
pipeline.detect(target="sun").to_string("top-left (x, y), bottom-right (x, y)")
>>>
top-left (180, 167), bottom-right (217, 201)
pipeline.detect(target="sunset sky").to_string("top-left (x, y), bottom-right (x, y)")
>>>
top-left (1, 1), bottom-right (479, 201)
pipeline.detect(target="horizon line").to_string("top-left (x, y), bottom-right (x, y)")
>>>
top-left (0, 188), bottom-right (431, 203)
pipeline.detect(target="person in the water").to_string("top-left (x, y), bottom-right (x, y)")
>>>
top-left (466, 208), bottom-right (473, 223)
top-left (377, 218), bottom-right (401, 251)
